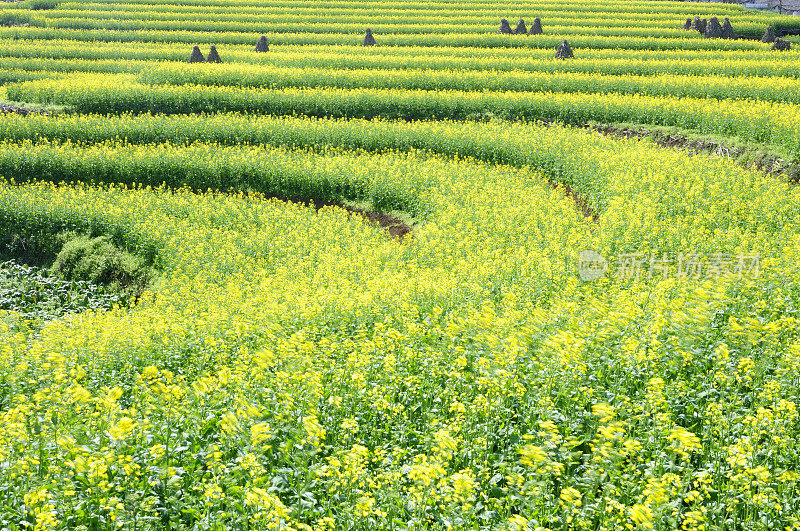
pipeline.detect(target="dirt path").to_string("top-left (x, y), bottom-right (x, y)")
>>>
top-left (285, 197), bottom-right (413, 241)
top-left (587, 123), bottom-right (798, 182)
top-left (548, 181), bottom-right (598, 222)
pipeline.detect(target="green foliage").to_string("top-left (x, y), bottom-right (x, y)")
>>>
top-left (0, 12), bottom-right (31, 27)
top-left (0, 140), bottom-right (429, 217)
top-left (11, 77), bottom-right (800, 159)
top-left (0, 259), bottom-right (121, 322)
top-left (0, 190), bottom-right (160, 269)
top-left (138, 62), bottom-right (800, 105)
top-left (0, 24), bottom-right (780, 50)
top-left (1, 128), bottom-right (800, 529)
top-left (51, 233), bottom-right (149, 293)
top-left (27, 0), bottom-right (58, 10)
top-left (4, 42), bottom-right (800, 79)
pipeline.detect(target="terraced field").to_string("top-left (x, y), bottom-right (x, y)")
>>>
top-left (1, 0), bottom-right (800, 529)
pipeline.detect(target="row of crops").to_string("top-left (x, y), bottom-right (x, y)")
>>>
top-left (3, 113), bottom-right (800, 530)
top-left (3, 41), bottom-right (800, 75)
top-left (14, 0), bottom-right (800, 34)
top-left (1, 0), bottom-right (800, 528)
top-left (4, 0), bottom-right (800, 41)
top-left (0, 0), bottom-right (797, 155)
top-left (9, 78), bottom-right (800, 158)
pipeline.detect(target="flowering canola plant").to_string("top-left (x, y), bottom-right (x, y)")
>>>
top-left (0, 118), bottom-right (799, 529)
top-left (1, 0), bottom-right (800, 528)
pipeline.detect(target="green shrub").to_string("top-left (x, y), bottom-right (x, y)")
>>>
top-left (51, 234), bottom-right (149, 294)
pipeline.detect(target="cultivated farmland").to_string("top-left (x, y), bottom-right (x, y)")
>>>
top-left (0, 0), bottom-right (800, 529)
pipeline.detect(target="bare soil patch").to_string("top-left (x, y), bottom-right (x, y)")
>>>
top-left (285, 197), bottom-right (412, 241)
top-left (587, 123), bottom-right (799, 182)
top-left (550, 181), bottom-right (598, 222)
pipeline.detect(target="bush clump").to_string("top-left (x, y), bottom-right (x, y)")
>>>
top-left (51, 234), bottom-right (149, 295)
